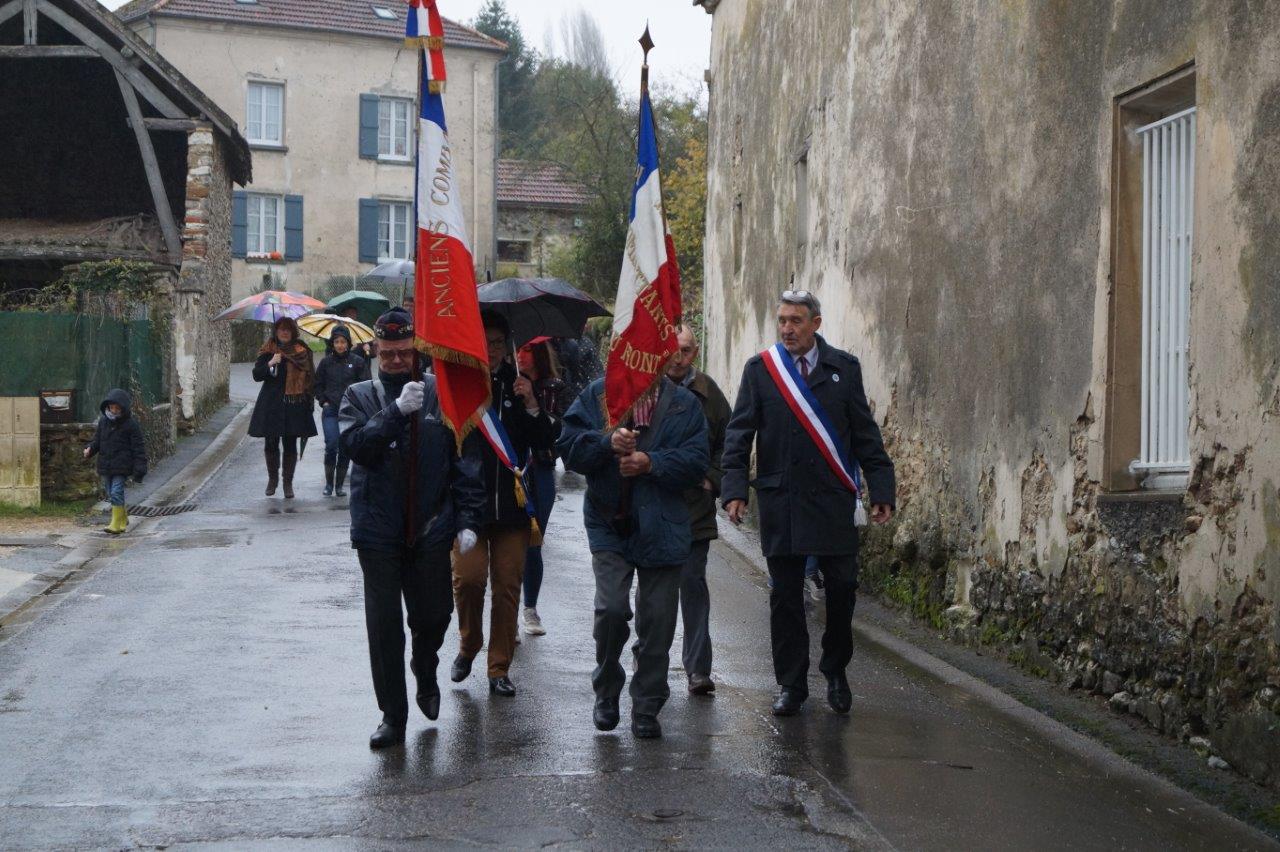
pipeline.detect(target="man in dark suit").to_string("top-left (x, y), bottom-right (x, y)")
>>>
top-left (722, 290), bottom-right (895, 717)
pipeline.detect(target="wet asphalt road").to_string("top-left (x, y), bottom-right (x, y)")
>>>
top-left (1, 418), bottom-right (1275, 848)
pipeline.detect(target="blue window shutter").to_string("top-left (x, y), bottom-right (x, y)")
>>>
top-left (283, 195), bottom-right (303, 261)
top-left (359, 94), bottom-right (379, 159)
top-left (231, 191), bottom-right (247, 258)
top-left (358, 198), bottom-right (379, 263)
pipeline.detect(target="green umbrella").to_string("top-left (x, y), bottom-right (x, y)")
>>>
top-left (326, 290), bottom-right (392, 327)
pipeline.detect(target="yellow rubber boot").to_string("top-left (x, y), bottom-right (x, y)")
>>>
top-left (105, 505), bottom-right (127, 535)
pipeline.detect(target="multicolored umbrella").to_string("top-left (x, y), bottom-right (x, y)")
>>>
top-left (296, 313), bottom-right (376, 345)
top-left (213, 290), bottom-right (325, 323)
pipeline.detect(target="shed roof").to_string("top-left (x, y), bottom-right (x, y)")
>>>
top-left (3, 0), bottom-right (252, 183)
top-left (115, 0), bottom-right (506, 52)
top-left (497, 160), bottom-right (591, 210)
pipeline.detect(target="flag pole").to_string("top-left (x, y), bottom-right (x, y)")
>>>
top-left (406, 41), bottom-right (424, 546)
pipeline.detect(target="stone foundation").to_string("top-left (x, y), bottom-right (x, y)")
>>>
top-left (40, 423), bottom-right (99, 502)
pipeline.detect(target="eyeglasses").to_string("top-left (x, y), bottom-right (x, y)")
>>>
top-left (781, 289), bottom-right (813, 301)
top-left (378, 347), bottom-right (415, 362)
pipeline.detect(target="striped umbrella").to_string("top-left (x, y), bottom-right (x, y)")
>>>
top-left (212, 290), bottom-right (325, 323)
top-left (296, 313), bottom-right (376, 344)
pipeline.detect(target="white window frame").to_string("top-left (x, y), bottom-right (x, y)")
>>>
top-left (246, 81), bottom-right (285, 147)
top-left (1131, 106), bottom-right (1195, 490)
top-left (246, 194), bottom-right (284, 258)
top-left (377, 97), bottom-right (413, 161)
top-left (377, 201), bottom-right (412, 262)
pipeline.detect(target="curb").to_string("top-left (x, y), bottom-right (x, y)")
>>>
top-left (0, 404), bottom-right (249, 632)
top-left (711, 522), bottom-right (1277, 845)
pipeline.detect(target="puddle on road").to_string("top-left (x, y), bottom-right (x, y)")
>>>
top-left (157, 530), bottom-right (241, 549)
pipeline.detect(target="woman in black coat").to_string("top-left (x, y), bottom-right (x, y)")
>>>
top-left (249, 316), bottom-right (316, 498)
top-left (313, 324), bottom-right (369, 497)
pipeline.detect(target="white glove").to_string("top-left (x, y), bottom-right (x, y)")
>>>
top-left (456, 529), bottom-right (477, 554)
top-left (395, 381), bottom-right (425, 415)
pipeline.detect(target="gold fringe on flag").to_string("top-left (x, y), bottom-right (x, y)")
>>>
top-left (428, 81), bottom-right (445, 94)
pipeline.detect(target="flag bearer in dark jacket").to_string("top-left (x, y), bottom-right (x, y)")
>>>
top-left (83, 388), bottom-right (147, 535)
top-left (339, 308), bottom-right (485, 749)
top-left (722, 290), bottom-right (896, 718)
top-left (314, 325), bottom-right (370, 497)
top-left (449, 313), bottom-right (558, 698)
top-left (557, 376), bottom-right (709, 739)
top-left (664, 325), bottom-right (731, 696)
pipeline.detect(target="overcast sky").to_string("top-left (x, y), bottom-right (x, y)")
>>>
top-left (449, 0), bottom-right (712, 99)
top-left (100, 0), bottom-right (712, 100)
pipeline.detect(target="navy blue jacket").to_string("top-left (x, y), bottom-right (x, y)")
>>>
top-left (87, 388), bottom-right (147, 479)
top-left (339, 375), bottom-right (484, 552)
top-left (721, 336), bottom-right (895, 557)
top-left (557, 378), bottom-right (709, 567)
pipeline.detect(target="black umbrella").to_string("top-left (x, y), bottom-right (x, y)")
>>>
top-left (476, 277), bottom-right (611, 347)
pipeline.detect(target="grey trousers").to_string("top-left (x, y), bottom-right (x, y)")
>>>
top-left (678, 539), bottom-right (713, 677)
top-left (591, 550), bottom-right (681, 717)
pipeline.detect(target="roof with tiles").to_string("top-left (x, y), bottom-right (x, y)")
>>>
top-left (114, 0), bottom-right (506, 52)
top-left (496, 160), bottom-right (591, 210)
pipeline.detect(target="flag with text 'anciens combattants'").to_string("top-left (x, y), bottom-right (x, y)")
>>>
top-left (409, 1), bottom-right (488, 443)
top-left (603, 84), bottom-right (681, 427)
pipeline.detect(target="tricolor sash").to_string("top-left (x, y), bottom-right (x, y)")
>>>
top-left (760, 344), bottom-right (868, 526)
top-left (477, 409), bottom-right (543, 544)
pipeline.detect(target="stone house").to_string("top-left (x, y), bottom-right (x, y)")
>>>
top-left (0, 0), bottom-right (250, 498)
top-left (117, 0), bottom-right (504, 302)
top-left (495, 159), bottom-right (589, 279)
top-left (697, 0), bottom-right (1280, 786)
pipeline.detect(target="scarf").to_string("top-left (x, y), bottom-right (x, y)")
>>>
top-left (260, 338), bottom-right (315, 400)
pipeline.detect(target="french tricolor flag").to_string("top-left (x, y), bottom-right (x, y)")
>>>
top-left (404, 0), bottom-right (446, 92)
top-left (603, 70), bottom-right (681, 427)
top-left (409, 0), bottom-right (489, 443)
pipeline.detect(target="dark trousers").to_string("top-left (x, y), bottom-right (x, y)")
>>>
top-left (592, 551), bottom-right (681, 717)
top-left (357, 544), bottom-right (453, 727)
top-left (521, 460), bottom-right (557, 608)
top-left (678, 539), bottom-right (713, 677)
top-left (766, 553), bottom-right (859, 698)
top-left (321, 406), bottom-right (348, 468)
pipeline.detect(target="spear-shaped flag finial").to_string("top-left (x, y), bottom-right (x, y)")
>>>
top-left (639, 24), bottom-right (653, 91)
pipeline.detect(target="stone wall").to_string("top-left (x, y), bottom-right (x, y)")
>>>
top-left (40, 423), bottom-right (98, 502)
top-left (496, 206), bottom-right (579, 279)
top-left (174, 123), bottom-right (232, 433)
top-left (702, 0), bottom-right (1280, 786)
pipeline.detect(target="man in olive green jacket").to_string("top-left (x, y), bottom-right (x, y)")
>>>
top-left (665, 325), bottom-right (731, 695)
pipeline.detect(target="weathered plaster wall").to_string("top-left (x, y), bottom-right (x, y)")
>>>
top-left (174, 124), bottom-right (232, 430)
top-left (703, 0), bottom-right (1280, 784)
top-left (496, 205), bottom-right (579, 278)
top-left (151, 19), bottom-right (499, 301)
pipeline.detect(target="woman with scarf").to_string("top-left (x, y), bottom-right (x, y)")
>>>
top-left (249, 316), bottom-right (317, 498)
top-left (314, 324), bottom-right (369, 496)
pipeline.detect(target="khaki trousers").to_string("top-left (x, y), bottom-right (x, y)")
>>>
top-left (452, 524), bottom-right (530, 678)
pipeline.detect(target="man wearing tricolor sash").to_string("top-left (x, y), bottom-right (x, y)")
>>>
top-left (722, 290), bottom-right (896, 718)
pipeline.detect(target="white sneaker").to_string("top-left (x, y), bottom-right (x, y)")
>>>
top-left (522, 607), bottom-right (546, 636)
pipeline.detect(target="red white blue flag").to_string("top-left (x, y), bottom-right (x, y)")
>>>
top-left (405, 0), bottom-right (446, 92)
top-left (604, 67), bottom-right (681, 427)
top-left (409, 0), bottom-right (488, 443)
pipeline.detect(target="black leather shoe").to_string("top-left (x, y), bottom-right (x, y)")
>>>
top-left (369, 722), bottom-right (405, 749)
top-left (593, 698), bottom-right (620, 731)
top-left (417, 688), bottom-right (441, 720)
top-left (771, 689), bottom-right (805, 716)
top-left (827, 674), bottom-right (852, 714)
top-left (450, 654), bottom-right (473, 683)
top-left (631, 714), bottom-right (662, 739)
top-left (489, 676), bottom-right (516, 697)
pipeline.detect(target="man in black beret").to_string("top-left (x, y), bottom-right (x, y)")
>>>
top-left (339, 308), bottom-right (485, 748)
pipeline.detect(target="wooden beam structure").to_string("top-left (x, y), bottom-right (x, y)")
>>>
top-left (0, 0), bottom-right (21, 27)
top-left (21, 0), bottom-right (36, 44)
top-left (130, 117), bottom-right (201, 132)
top-left (36, 0), bottom-right (186, 119)
top-left (114, 69), bottom-right (183, 263)
top-left (0, 44), bottom-right (97, 57)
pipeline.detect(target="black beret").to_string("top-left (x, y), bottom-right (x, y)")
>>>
top-left (374, 308), bottom-right (414, 341)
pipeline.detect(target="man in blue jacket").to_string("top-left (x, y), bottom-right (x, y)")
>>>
top-left (340, 308), bottom-right (485, 749)
top-left (557, 376), bottom-right (709, 739)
